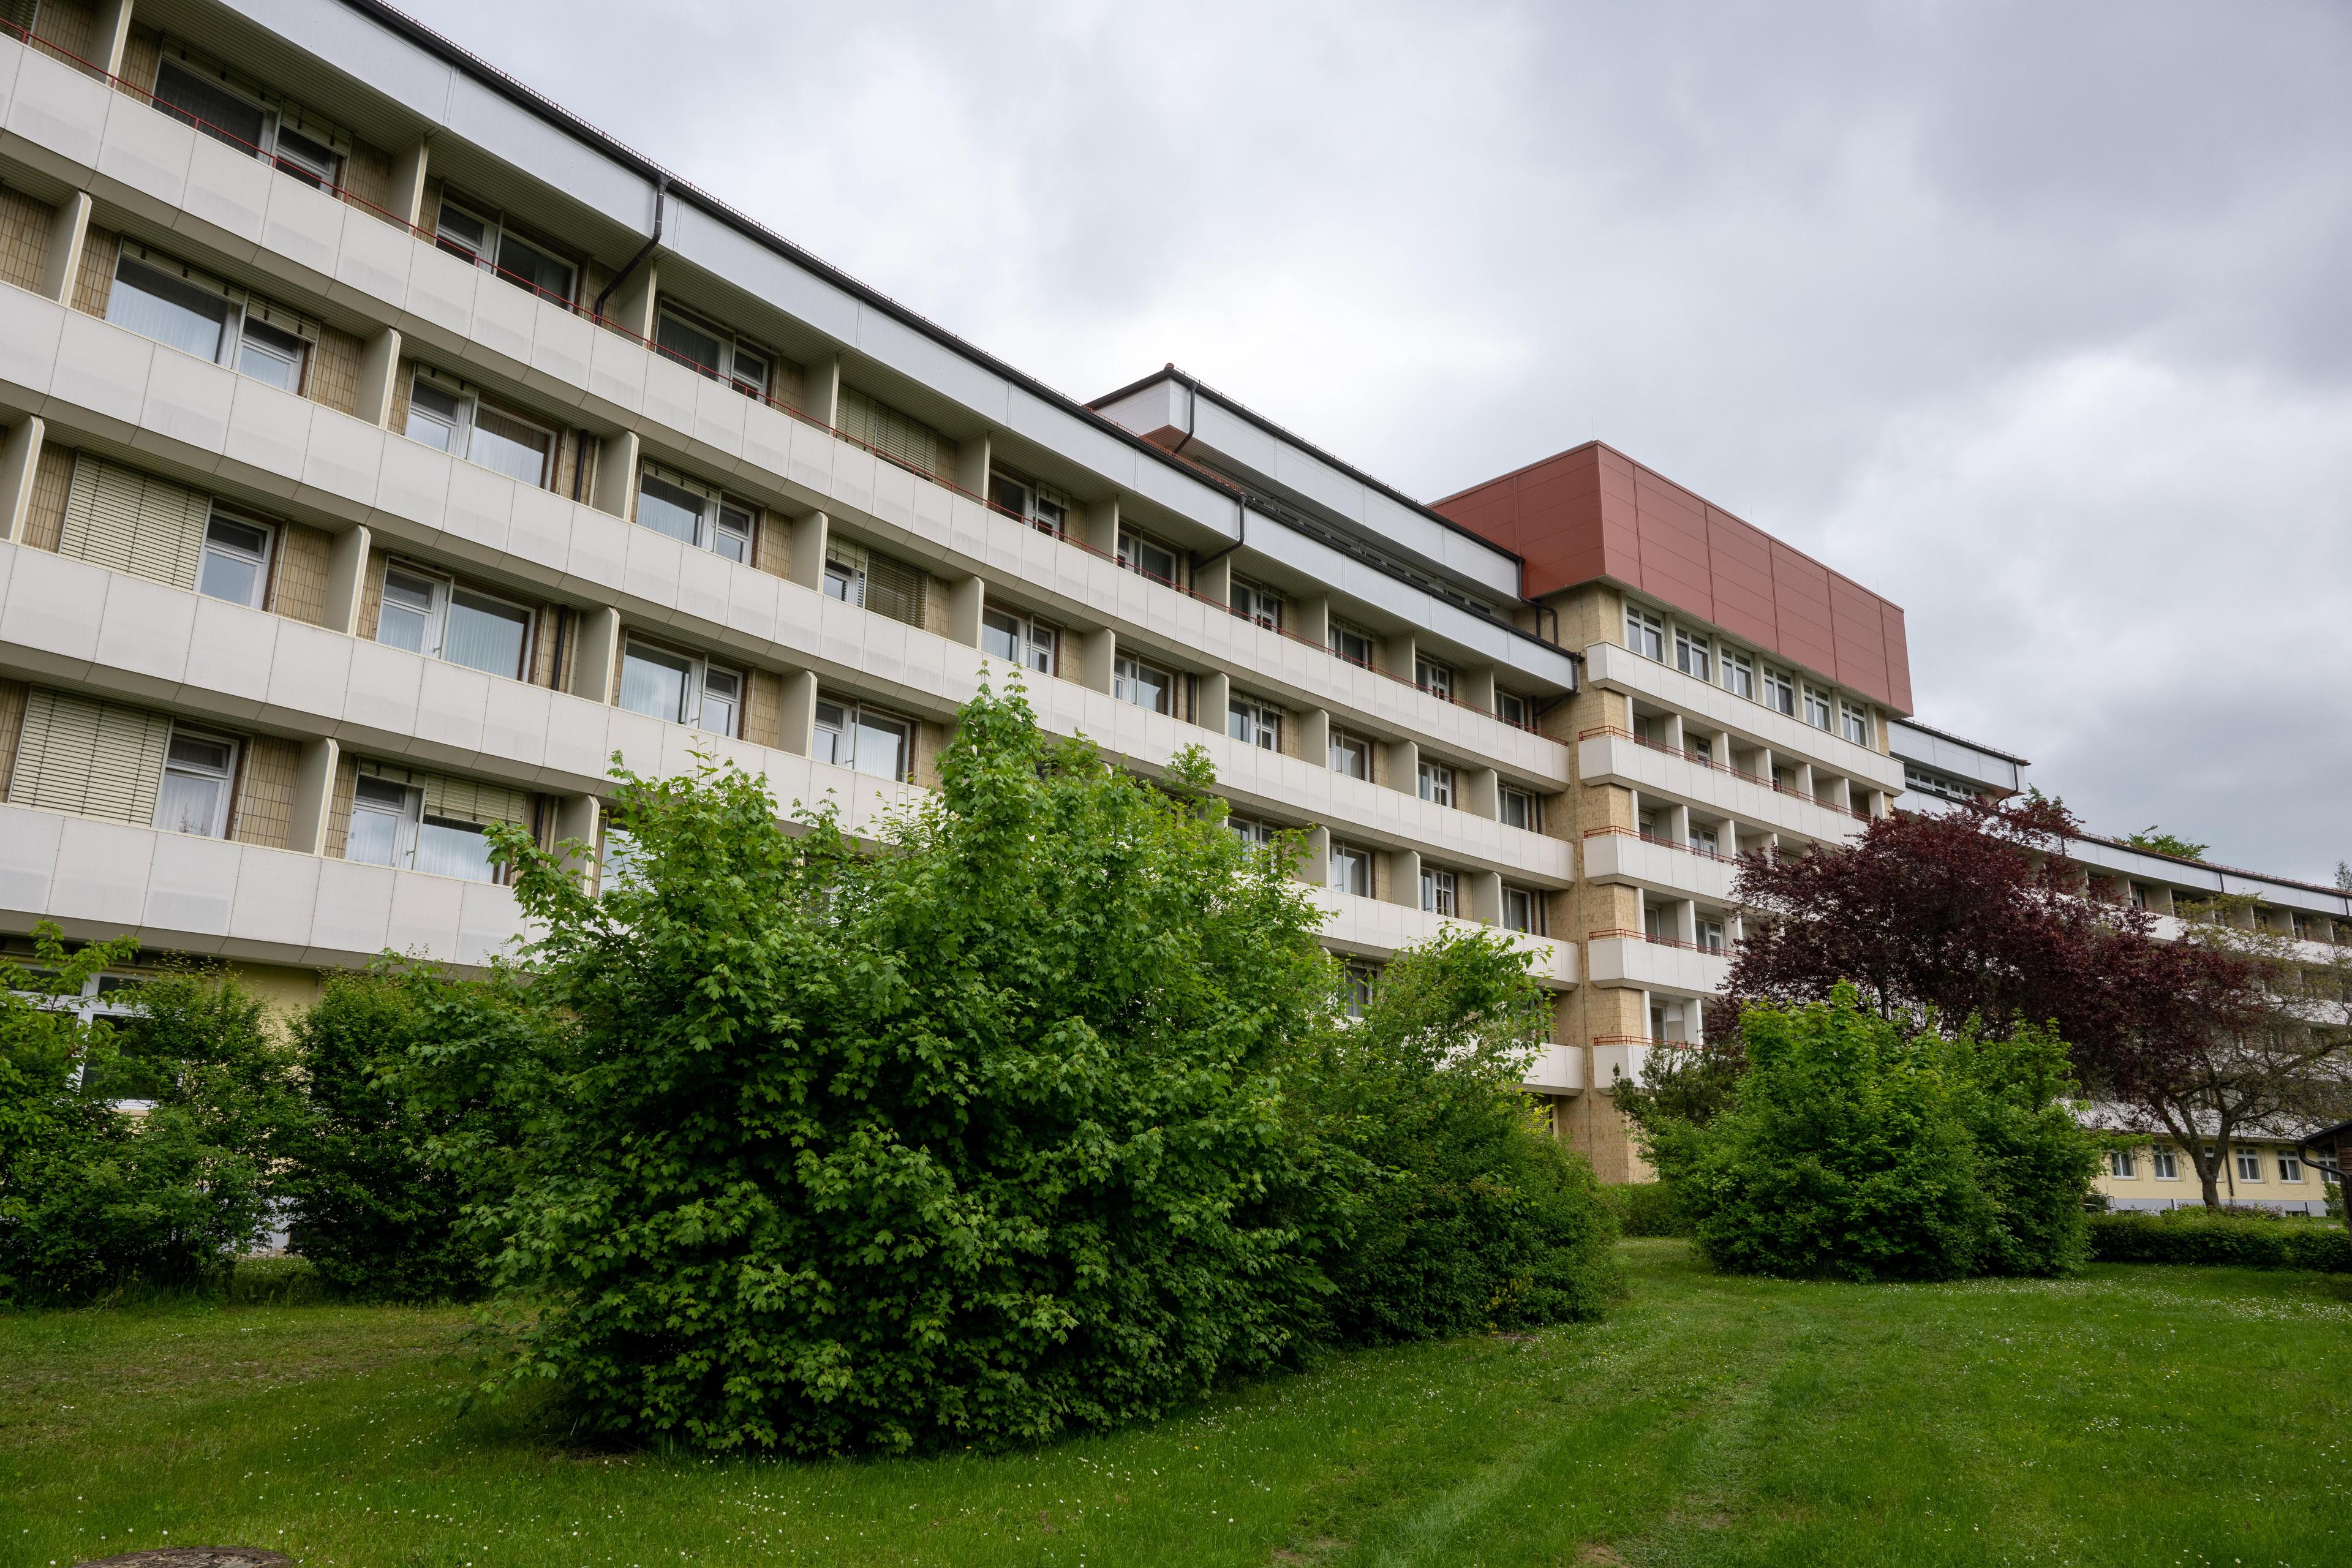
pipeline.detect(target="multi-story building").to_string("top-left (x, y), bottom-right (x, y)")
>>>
top-left (0, 0), bottom-right (1594, 1082)
top-left (1433, 441), bottom-right (1913, 1177)
top-left (1888, 723), bottom-right (2349, 1216)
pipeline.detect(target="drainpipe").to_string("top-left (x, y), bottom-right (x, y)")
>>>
top-left (594, 171), bottom-right (668, 323)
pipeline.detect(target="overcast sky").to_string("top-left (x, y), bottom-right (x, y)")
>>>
top-left (392, 0), bottom-right (2352, 886)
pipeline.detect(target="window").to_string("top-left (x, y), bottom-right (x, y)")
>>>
top-left (823, 538), bottom-right (926, 628)
top-left (2109, 1150), bottom-right (2137, 1179)
top-left (197, 511), bottom-right (273, 608)
top-left (1117, 528), bottom-right (1181, 586)
top-left (1722, 651), bottom-right (1755, 701)
top-left (619, 639), bottom-right (742, 737)
top-left (2152, 1149), bottom-right (2179, 1180)
top-left (1762, 668), bottom-right (1795, 717)
top-left (1329, 728), bottom-right (1371, 779)
top-left (1417, 761), bottom-right (1455, 807)
top-left (1697, 918), bottom-right (1727, 954)
top-left (1343, 959), bottom-right (1379, 1019)
top-left (987, 470), bottom-right (1070, 537)
top-left (1421, 866), bottom-right (1458, 917)
top-left (1841, 702), bottom-right (1872, 747)
top-left (404, 371), bottom-right (556, 488)
top-left (1626, 606), bottom-right (1665, 661)
top-left (1904, 764), bottom-right (1982, 804)
top-left (152, 53), bottom-right (345, 189)
top-left (1232, 578), bottom-right (1284, 630)
top-left (1688, 735), bottom-right (1714, 767)
top-left (1227, 815), bottom-right (1279, 848)
top-left (654, 306), bottom-right (769, 398)
top-left (1330, 840), bottom-right (1372, 897)
top-left (636, 467), bottom-right (756, 564)
top-left (599, 823), bottom-right (647, 895)
top-left (981, 608), bottom-right (1058, 674)
top-left (345, 774), bottom-right (502, 883)
top-left (1644, 904), bottom-right (1673, 943)
top-left (1499, 786), bottom-right (1539, 832)
top-left (815, 699), bottom-right (913, 782)
top-left (106, 244), bottom-right (322, 389)
top-left (1495, 689), bottom-right (1530, 727)
top-left (1228, 694), bottom-right (1283, 751)
top-left (1803, 686), bottom-right (1834, 731)
top-left (154, 729), bottom-right (236, 838)
top-left (236, 314), bottom-right (307, 392)
top-left (1502, 885), bottom-right (1542, 935)
top-left (2279, 1152), bottom-right (2304, 1183)
top-left (1415, 657), bottom-right (1454, 701)
top-left (1114, 651), bottom-right (1174, 715)
top-left (436, 197), bottom-right (575, 303)
top-left (375, 566), bottom-right (532, 679)
top-left (2236, 1148), bottom-right (2264, 1183)
top-left (1675, 630), bottom-right (1711, 682)
top-left (1690, 824), bottom-right (1721, 857)
top-left (1330, 619), bottom-right (1378, 670)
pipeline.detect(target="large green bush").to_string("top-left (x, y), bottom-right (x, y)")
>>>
top-left (1296, 928), bottom-right (1618, 1342)
top-left (0, 930), bottom-right (290, 1303)
top-left (275, 967), bottom-right (519, 1302)
top-left (1649, 988), bottom-right (2100, 1281)
top-left (1599, 1183), bottom-right (1686, 1238)
top-left (452, 686), bottom-right (1341, 1454)
top-left (2087, 1211), bottom-right (2351, 1272)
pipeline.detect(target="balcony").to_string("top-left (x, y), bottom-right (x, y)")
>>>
top-left (1315, 888), bottom-right (1578, 987)
top-left (1582, 641), bottom-right (1905, 791)
top-left (1521, 1044), bottom-right (1585, 1094)
top-left (0, 801), bottom-right (531, 970)
top-left (1580, 824), bottom-right (1739, 901)
top-left (1583, 929), bottom-right (1733, 993)
top-left (0, 29), bottom-right (1568, 778)
top-left (1576, 728), bottom-right (1873, 843)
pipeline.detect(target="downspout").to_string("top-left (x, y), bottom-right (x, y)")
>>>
top-left (594, 170), bottom-right (668, 323)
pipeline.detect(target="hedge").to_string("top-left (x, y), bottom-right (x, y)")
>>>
top-left (1600, 1182), bottom-right (1687, 1237)
top-left (2087, 1212), bottom-right (2352, 1272)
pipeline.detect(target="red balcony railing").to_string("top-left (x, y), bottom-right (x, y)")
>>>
top-left (1588, 928), bottom-right (1730, 956)
top-left (1575, 726), bottom-right (1871, 821)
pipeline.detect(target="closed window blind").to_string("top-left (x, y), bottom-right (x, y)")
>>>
top-left (59, 456), bottom-right (211, 592)
top-left (837, 387), bottom-right (941, 477)
top-left (863, 552), bottom-right (927, 629)
top-left (6, 690), bottom-right (173, 827)
top-left (358, 759), bottom-right (532, 826)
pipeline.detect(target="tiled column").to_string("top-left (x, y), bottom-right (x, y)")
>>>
top-left (287, 737), bottom-right (339, 856)
top-left (41, 192), bottom-right (90, 306)
top-left (356, 330), bottom-right (402, 428)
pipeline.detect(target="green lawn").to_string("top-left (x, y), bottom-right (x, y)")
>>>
top-left (4, 1242), bottom-right (2346, 1567)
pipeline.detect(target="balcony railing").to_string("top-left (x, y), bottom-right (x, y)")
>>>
top-left (2, 16), bottom-right (1548, 741)
top-left (1588, 928), bottom-right (1731, 956)
top-left (1577, 725), bottom-right (1870, 821)
top-left (1581, 824), bottom-right (1741, 864)
top-left (1592, 1033), bottom-right (1698, 1049)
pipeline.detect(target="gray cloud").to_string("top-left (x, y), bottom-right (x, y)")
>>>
top-left (394, 0), bottom-right (2352, 882)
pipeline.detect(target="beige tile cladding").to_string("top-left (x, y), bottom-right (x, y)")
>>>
top-left (745, 668), bottom-right (785, 748)
top-left (322, 752), bottom-right (359, 860)
top-left (0, 678), bottom-right (25, 799)
top-left (72, 224), bottom-right (118, 318)
top-left (32, 0), bottom-right (101, 63)
top-left (268, 521), bottom-right (334, 627)
top-left (117, 23), bottom-right (161, 94)
top-left (307, 325), bottom-right (364, 416)
top-left (0, 183), bottom-right (54, 293)
top-left (234, 734), bottom-right (303, 850)
top-left (756, 511), bottom-right (792, 580)
top-left (23, 443), bottom-right (72, 552)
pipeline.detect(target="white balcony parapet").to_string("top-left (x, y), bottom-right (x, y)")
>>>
top-left (1577, 731), bottom-right (1873, 846)
top-left (1583, 932), bottom-right (1733, 994)
top-left (1521, 1044), bottom-right (1586, 1095)
top-left (1580, 827), bottom-right (1739, 902)
top-left (1314, 888), bottom-right (1578, 988)
top-left (1583, 641), bottom-right (1904, 792)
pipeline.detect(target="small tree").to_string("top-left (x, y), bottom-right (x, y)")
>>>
top-left (451, 684), bottom-right (1340, 1454)
top-left (1296, 927), bottom-right (1617, 1341)
top-left (1651, 988), bottom-right (2098, 1281)
top-left (2105, 895), bottom-right (2352, 1209)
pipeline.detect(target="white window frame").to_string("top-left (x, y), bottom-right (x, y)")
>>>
top-left (106, 242), bottom-right (317, 391)
top-left (1499, 785), bottom-right (1539, 832)
top-left (404, 368), bottom-right (558, 490)
top-left (2109, 1149), bottom-right (2136, 1178)
top-left (1329, 619), bottom-right (1378, 670)
top-left (2235, 1148), bottom-right (2264, 1183)
top-left (1626, 605), bottom-right (1665, 662)
top-left (154, 724), bottom-right (239, 840)
top-left (618, 636), bottom-right (744, 737)
top-left (1675, 629), bottom-right (1711, 682)
top-left (1329, 728), bottom-right (1371, 779)
top-left (1231, 578), bottom-right (1284, 631)
top-left (1114, 651), bottom-right (1175, 715)
top-left (987, 469), bottom-right (1071, 537)
top-left (1227, 815), bottom-right (1279, 848)
top-left (1841, 701), bottom-right (1872, 748)
top-left (2279, 1152), bottom-right (2304, 1183)
top-left (1762, 668), bottom-right (1796, 717)
top-left (653, 303), bottom-right (771, 399)
top-left (1228, 693), bottom-right (1283, 752)
top-left (981, 606), bottom-right (1058, 675)
top-left (636, 464), bottom-right (757, 565)
top-left (1722, 651), bottom-right (1755, 701)
top-left (1697, 917), bottom-right (1727, 954)
top-left (375, 563), bottom-right (535, 681)
top-left (1803, 685), bottom-right (1834, 731)
top-left (814, 698), bottom-right (914, 782)
top-left (1415, 656), bottom-right (1454, 701)
top-left (1330, 840), bottom-right (1373, 898)
top-left (346, 772), bottom-right (424, 872)
top-left (1421, 865), bottom-right (1458, 917)
top-left (1501, 884), bottom-right (1542, 935)
top-left (1495, 688), bottom-right (1530, 727)
top-left (196, 506), bottom-right (276, 609)
top-left (2152, 1149), bottom-right (2179, 1180)
top-left (1117, 527), bottom-right (1181, 587)
top-left (435, 195), bottom-right (576, 304)
top-left (150, 46), bottom-right (349, 189)
top-left (1417, 760), bottom-right (1455, 808)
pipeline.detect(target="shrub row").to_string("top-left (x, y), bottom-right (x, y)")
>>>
top-left (1599, 1182), bottom-right (1687, 1237)
top-left (2088, 1212), bottom-right (2351, 1272)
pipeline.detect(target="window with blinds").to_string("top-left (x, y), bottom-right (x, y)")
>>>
top-left (823, 537), bottom-right (927, 630)
top-left (6, 690), bottom-right (175, 828)
top-left (837, 387), bottom-right (942, 477)
top-left (357, 759), bottom-right (532, 826)
top-left (58, 456), bottom-right (212, 592)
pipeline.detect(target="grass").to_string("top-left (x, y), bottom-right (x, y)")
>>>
top-left (4, 1242), bottom-right (2348, 1567)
